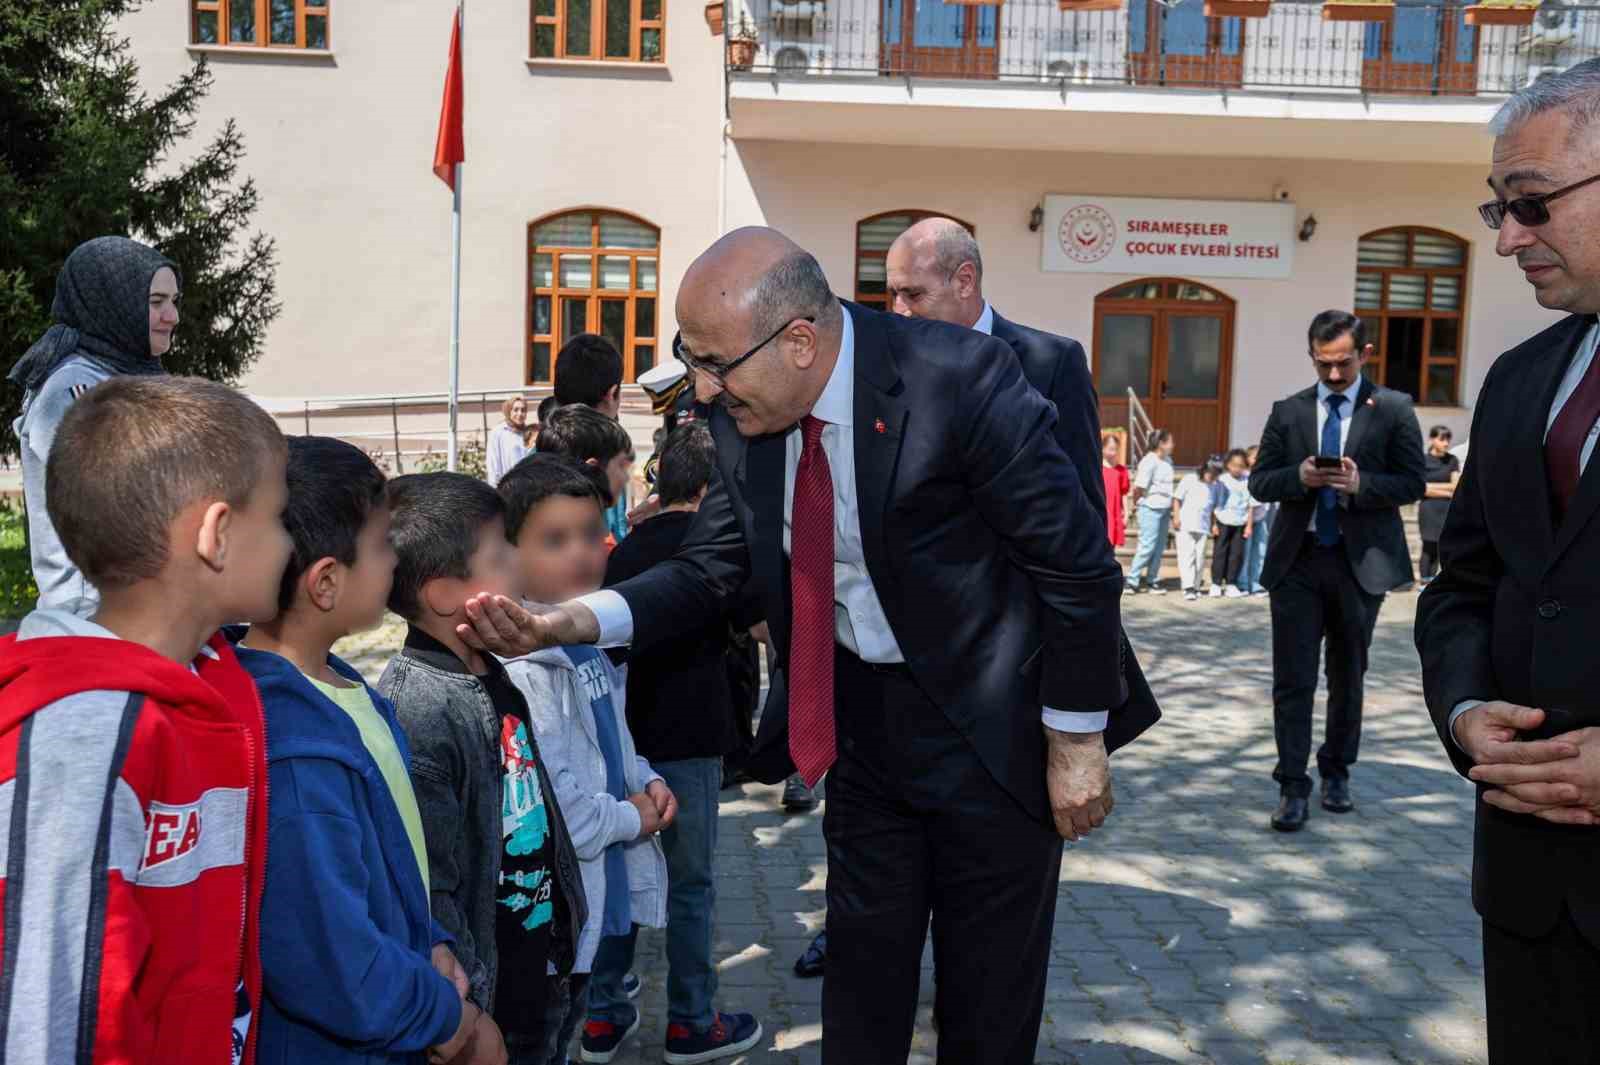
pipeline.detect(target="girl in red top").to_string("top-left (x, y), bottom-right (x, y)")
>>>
top-left (1101, 433), bottom-right (1131, 547)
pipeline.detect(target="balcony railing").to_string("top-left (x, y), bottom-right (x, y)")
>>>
top-left (733, 0), bottom-right (1600, 96)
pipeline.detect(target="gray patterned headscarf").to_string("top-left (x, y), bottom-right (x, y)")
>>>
top-left (10, 236), bottom-right (181, 393)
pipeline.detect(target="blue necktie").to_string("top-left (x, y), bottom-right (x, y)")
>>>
top-left (1317, 393), bottom-right (1347, 546)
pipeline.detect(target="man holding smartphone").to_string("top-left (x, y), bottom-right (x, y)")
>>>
top-left (1249, 310), bottom-right (1426, 831)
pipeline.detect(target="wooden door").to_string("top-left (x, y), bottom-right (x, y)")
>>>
top-left (1361, 5), bottom-right (1478, 95)
top-left (1129, 0), bottom-right (1245, 88)
top-left (1093, 279), bottom-right (1235, 468)
top-left (882, 0), bottom-right (999, 78)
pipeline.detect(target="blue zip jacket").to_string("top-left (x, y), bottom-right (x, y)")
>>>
top-left (235, 638), bottom-right (463, 1065)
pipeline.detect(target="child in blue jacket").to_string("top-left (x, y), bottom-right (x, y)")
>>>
top-left (238, 437), bottom-right (506, 1065)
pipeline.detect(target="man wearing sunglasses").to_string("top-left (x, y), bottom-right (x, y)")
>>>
top-left (457, 226), bottom-right (1144, 1064)
top-left (1416, 57), bottom-right (1600, 1063)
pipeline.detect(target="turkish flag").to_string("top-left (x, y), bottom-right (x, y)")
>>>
top-left (432, 4), bottom-right (464, 190)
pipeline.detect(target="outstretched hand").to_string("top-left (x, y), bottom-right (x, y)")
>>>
top-left (455, 594), bottom-right (599, 658)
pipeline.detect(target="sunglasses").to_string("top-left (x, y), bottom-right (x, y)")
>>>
top-left (672, 316), bottom-right (816, 386)
top-left (1479, 172), bottom-right (1600, 230)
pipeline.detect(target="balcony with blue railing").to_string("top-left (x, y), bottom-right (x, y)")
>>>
top-left (730, 0), bottom-right (1600, 96)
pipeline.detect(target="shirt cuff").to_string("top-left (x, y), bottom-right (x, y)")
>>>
top-left (1042, 709), bottom-right (1109, 733)
top-left (573, 589), bottom-right (634, 648)
top-left (1448, 699), bottom-right (1484, 751)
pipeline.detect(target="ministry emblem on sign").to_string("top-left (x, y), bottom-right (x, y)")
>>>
top-left (1059, 204), bottom-right (1116, 264)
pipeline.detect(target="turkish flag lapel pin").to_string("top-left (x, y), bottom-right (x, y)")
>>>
top-left (874, 418), bottom-right (887, 434)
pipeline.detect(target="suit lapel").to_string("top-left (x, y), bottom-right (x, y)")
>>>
top-left (1544, 317), bottom-right (1600, 566)
top-left (1341, 378), bottom-right (1377, 462)
top-left (1296, 389), bottom-right (1320, 457)
top-left (848, 304), bottom-right (909, 593)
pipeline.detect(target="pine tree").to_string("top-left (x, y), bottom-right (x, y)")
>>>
top-left (0, 0), bottom-right (280, 450)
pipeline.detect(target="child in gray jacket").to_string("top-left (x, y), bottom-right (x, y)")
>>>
top-left (498, 455), bottom-right (671, 1065)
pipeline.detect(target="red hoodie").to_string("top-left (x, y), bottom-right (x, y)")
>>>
top-left (0, 622), bottom-right (267, 1065)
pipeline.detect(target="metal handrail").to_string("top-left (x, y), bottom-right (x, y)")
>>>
top-left (1126, 387), bottom-right (1155, 469)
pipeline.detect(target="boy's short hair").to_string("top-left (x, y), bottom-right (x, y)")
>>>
top-left (536, 395), bottom-right (559, 427)
top-left (47, 375), bottom-right (286, 588)
top-left (553, 334), bottom-right (623, 408)
top-left (536, 404), bottom-right (633, 472)
top-left (655, 423), bottom-right (715, 507)
top-left (385, 472), bottom-right (506, 621)
top-left (278, 436), bottom-right (387, 611)
top-left (498, 453), bottom-right (606, 545)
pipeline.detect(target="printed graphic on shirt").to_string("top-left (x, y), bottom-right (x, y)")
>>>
top-left (232, 979), bottom-right (251, 1065)
top-left (498, 716), bottom-right (554, 933)
top-left (573, 656), bottom-right (612, 703)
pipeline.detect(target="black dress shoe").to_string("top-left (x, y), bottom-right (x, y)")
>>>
top-left (794, 932), bottom-right (826, 978)
top-left (782, 774), bottom-right (818, 812)
top-left (1321, 777), bottom-right (1354, 814)
top-left (1272, 794), bottom-right (1310, 832)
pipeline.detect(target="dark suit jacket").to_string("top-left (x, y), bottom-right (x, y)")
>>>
top-left (609, 301), bottom-right (1141, 824)
top-left (990, 310), bottom-right (1161, 754)
top-left (1249, 378), bottom-right (1426, 597)
top-left (1415, 313), bottom-right (1600, 943)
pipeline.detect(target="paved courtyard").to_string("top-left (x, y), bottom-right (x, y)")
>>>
top-left (338, 590), bottom-right (1486, 1065)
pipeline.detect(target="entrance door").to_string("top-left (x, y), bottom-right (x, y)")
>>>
top-left (882, 0), bottom-right (999, 78)
top-left (1092, 278), bottom-right (1235, 468)
top-left (1129, 0), bottom-right (1245, 89)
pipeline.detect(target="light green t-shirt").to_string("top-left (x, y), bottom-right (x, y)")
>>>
top-left (308, 676), bottom-right (430, 893)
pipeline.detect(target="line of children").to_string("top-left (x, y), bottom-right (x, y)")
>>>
top-left (2, 370), bottom-right (764, 1065)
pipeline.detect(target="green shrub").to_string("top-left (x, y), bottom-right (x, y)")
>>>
top-left (0, 498), bottom-right (38, 620)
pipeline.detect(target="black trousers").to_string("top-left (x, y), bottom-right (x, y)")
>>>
top-left (1419, 539), bottom-right (1441, 581)
top-left (1268, 542), bottom-right (1384, 797)
top-left (1485, 911), bottom-right (1600, 1063)
top-left (1212, 523), bottom-right (1248, 586)
top-left (821, 649), bottom-right (1063, 1065)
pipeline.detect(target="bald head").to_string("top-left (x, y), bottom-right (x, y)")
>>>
top-left (885, 218), bottom-right (985, 326)
top-left (673, 227), bottom-right (843, 437)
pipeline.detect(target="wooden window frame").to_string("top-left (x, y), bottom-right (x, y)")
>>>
top-left (528, 208), bottom-right (661, 387)
top-left (530, 0), bottom-right (666, 62)
top-left (192, 0), bottom-right (330, 48)
top-left (853, 210), bottom-right (976, 309)
top-left (1353, 226), bottom-right (1469, 406)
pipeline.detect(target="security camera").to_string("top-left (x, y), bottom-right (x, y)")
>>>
top-left (1272, 184), bottom-right (1292, 203)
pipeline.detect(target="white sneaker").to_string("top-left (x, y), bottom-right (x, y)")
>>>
top-left (1208, 586), bottom-right (1224, 598)
top-left (1225, 586), bottom-right (1247, 599)
top-left (1184, 590), bottom-right (1198, 602)
top-left (1148, 583), bottom-right (1167, 595)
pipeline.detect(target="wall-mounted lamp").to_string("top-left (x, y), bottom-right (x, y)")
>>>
top-left (1028, 204), bottom-right (1044, 233)
top-left (1298, 214), bottom-right (1318, 242)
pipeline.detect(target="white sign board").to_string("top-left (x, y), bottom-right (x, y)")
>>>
top-left (1041, 195), bottom-right (1295, 280)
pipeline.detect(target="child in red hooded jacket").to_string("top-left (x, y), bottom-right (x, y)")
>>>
top-left (0, 376), bottom-right (292, 1065)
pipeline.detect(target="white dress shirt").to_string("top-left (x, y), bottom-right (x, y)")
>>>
top-left (1310, 377), bottom-right (1360, 535)
top-left (578, 309), bottom-right (1106, 734)
top-left (1448, 320), bottom-right (1600, 747)
top-left (973, 301), bottom-right (995, 336)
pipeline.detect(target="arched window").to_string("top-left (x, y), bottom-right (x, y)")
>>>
top-left (528, 209), bottom-right (660, 386)
top-left (1353, 227), bottom-right (1468, 405)
top-left (191, 0), bottom-right (329, 47)
top-left (853, 210), bottom-right (975, 309)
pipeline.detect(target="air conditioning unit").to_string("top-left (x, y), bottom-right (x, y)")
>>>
top-left (1526, 0), bottom-right (1577, 47)
top-left (1039, 49), bottom-right (1095, 82)
top-left (769, 40), bottom-right (829, 74)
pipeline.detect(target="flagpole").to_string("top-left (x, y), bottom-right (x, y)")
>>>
top-left (446, 0), bottom-right (464, 472)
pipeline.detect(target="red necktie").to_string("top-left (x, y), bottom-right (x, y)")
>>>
top-left (788, 415), bottom-right (836, 787)
top-left (1547, 339), bottom-right (1600, 522)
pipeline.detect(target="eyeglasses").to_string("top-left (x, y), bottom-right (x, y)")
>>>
top-left (672, 316), bottom-right (816, 386)
top-left (1479, 172), bottom-right (1600, 229)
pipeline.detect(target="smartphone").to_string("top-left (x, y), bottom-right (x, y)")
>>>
top-left (1313, 456), bottom-right (1342, 470)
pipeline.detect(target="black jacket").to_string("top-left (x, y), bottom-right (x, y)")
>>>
top-left (1415, 313), bottom-right (1600, 943)
top-left (605, 509), bottom-right (749, 763)
top-left (989, 309), bottom-right (1161, 753)
top-left (607, 301), bottom-right (1144, 826)
top-left (1249, 378), bottom-right (1426, 596)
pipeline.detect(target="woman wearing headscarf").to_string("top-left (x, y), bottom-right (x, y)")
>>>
top-left (10, 236), bottom-right (181, 617)
top-left (486, 394), bottom-right (530, 486)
